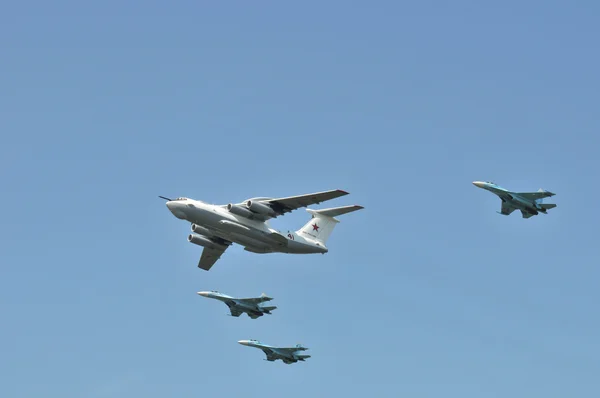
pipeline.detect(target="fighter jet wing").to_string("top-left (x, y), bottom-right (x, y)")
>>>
top-left (262, 189), bottom-right (349, 218)
top-left (261, 348), bottom-right (277, 361)
top-left (197, 246), bottom-right (228, 271)
top-left (279, 345), bottom-right (308, 352)
top-left (238, 294), bottom-right (272, 304)
top-left (499, 201), bottom-right (517, 215)
top-left (515, 190), bottom-right (556, 200)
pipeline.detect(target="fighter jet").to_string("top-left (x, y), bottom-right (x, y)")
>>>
top-left (160, 189), bottom-right (363, 270)
top-left (473, 181), bottom-right (557, 218)
top-left (238, 339), bottom-right (311, 364)
top-left (197, 291), bottom-right (277, 319)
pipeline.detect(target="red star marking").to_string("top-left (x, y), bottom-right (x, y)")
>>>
top-left (312, 223), bottom-right (319, 232)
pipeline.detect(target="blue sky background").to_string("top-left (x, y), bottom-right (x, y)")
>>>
top-left (2, 1), bottom-right (599, 397)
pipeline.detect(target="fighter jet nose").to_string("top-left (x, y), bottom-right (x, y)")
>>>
top-left (472, 181), bottom-right (484, 188)
top-left (238, 340), bottom-right (248, 345)
top-left (197, 291), bottom-right (209, 297)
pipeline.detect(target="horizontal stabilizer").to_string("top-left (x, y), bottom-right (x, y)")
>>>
top-left (309, 205), bottom-right (364, 218)
top-left (261, 306), bottom-right (277, 312)
top-left (539, 203), bottom-right (557, 210)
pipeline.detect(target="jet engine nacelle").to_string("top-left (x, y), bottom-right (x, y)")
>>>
top-left (227, 203), bottom-right (255, 218)
top-left (188, 234), bottom-right (227, 250)
top-left (245, 200), bottom-right (275, 216)
top-left (191, 223), bottom-right (212, 237)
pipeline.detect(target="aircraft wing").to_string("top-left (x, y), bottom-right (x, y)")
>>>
top-left (238, 294), bottom-right (272, 304)
top-left (499, 201), bottom-right (517, 215)
top-left (279, 346), bottom-right (308, 353)
top-left (261, 348), bottom-right (277, 361)
top-left (260, 189), bottom-right (349, 218)
top-left (515, 190), bottom-right (555, 201)
top-left (197, 245), bottom-right (228, 271)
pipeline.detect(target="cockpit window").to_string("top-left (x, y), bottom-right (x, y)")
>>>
top-left (174, 197), bottom-right (188, 201)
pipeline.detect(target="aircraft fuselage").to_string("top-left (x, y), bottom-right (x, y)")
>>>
top-left (166, 198), bottom-right (327, 254)
top-left (473, 182), bottom-right (542, 215)
top-left (238, 340), bottom-right (309, 364)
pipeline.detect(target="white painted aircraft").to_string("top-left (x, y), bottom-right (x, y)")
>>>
top-left (160, 189), bottom-right (363, 271)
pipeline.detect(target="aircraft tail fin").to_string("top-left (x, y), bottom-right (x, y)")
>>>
top-left (534, 189), bottom-right (557, 209)
top-left (536, 188), bottom-right (556, 200)
top-left (535, 189), bottom-right (546, 204)
top-left (260, 292), bottom-right (273, 300)
top-left (296, 205), bottom-right (363, 244)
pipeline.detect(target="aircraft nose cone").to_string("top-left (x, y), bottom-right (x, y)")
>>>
top-left (472, 181), bottom-right (484, 188)
top-left (166, 201), bottom-right (187, 220)
top-left (238, 340), bottom-right (248, 346)
top-left (197, 291), bottom-right (209, 297)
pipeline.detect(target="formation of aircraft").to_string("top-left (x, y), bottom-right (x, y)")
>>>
top-left (158, 188), bottom-right (364, 364)
top-left (160, 189), bottom-right (363, 270)
top-left (472, 181), bottom-right (557, 218)
top-left (238, 339), bottom-right (311, 364)
top-left (161, 183), bottom-right (557, 364)
top-left (197, 291), bottom-right (277, 319)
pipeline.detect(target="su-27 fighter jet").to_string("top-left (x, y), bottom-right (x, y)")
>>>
top-left (197, 291), bottom-right (277, 319)
top-left (238, 339), bottom-right (311, 364)
top-left (473, 181), bottom-right (557, 218)
top-left (160, 189), bottom-right (363, 271)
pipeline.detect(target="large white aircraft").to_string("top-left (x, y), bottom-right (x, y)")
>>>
top-left (160, 189), bottom-right (363, 271)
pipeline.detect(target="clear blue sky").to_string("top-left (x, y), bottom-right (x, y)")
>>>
top-left (2, 1), bottom-right (599, 397)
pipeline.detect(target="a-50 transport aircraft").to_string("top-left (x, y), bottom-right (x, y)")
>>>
top-left (160, 189), bottom-right (363, 270)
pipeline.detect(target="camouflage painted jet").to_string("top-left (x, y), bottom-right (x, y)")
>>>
top-left (238, 339), bottom-right (311, 364)
top-left (197, 291), bottom-right (276, 319)
top-left (473, 181), bottom-right (557, 218)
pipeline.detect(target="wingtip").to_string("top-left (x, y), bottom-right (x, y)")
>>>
top-left (336, 189), bottom-right (349, 195)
